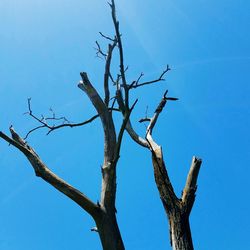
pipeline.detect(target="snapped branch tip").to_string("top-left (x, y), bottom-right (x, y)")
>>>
top-left (193, 156), bottom-right (202, 164)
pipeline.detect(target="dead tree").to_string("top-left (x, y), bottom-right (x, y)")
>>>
top-left (0, 1), bottom-right (202, 250)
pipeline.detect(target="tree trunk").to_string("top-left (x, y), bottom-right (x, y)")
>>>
top-left (168, 210), bottom-right (193, 250)
top-left (95, 210), bottom-right (125, 250)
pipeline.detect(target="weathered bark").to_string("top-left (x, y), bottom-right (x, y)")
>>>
top-left (0, 128), bottom-right (99, 216)
top-left (120, 91), bottom-right (202, 250)
top-left (78, 72), bottom-right (126, 249)
top-left (1, 1), bottom-right (203, 249)
top-left (0, 128), bottom-right (125, 250)
top-left (168, 210), bottom-right (193, 250)
top-left (0, 69), bottom-right (127, 250)
top-left (95, 209), bottom-right (125, 250)
top-left (150, 145), bottom-right (201, 250)
top-left (0, 111), bottom-right (126, 250)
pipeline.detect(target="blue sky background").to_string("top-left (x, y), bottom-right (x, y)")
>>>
top-left (1, 0), bottom-right (250, 249)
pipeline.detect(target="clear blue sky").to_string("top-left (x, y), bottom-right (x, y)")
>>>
top-left (1, 0), bottom-right (250, 249)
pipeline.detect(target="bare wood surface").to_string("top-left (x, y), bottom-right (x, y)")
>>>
top-left (0, 128), bottom-right (98, 217)
top-left (182, 156), bottom-right (202, 214)
top-left (79, 72), bottom-right (117, 164)
top-left (104, 41), bottom-right (117, 106)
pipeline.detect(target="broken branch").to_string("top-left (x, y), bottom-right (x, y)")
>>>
top-left (182, 156), bottom-right (202, 215)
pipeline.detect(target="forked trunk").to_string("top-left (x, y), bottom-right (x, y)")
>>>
top-left (148, 135), bottom-right (201, 250)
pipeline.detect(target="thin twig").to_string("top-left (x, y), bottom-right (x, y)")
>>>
top-left (99, 32), bottom-right (116, 42)
top-left (95, 41), bottom-right (107, 59)
top-left (24, 125), bottom-right (46, 140)
top-left (130, 65), bottom-right (171, 89)
top-left (24, 98), bottom-right (120, 139)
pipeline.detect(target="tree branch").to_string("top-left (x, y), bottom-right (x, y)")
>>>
top-left (114, 99), bottom-right (138, 164)
top-left (146, 134), bottom-right (180, 211)
top-left (0, 128), bottom-right (99, 217)
top-left (125, 120), bottom-right (149, 148)
top-left (147, 90), bottom-right (178, 136)
top-left (129, 66), bottom-right (171, 89)
top-left (182, 156), bottom-right (202, 215)
top-left (144, 92), bottom-right (180, 212)
top-left (78, 72), bottom-right (117, 162)
top-left (110, 0), bottom-right (129, 109)
top-left (24, 98), bottom-right (120, 139)
top-left (99, 32), bottom-right (116, 42)
top-left (115, 86), bottom-right (149, 148)
top-left (95, 41), bottom-right (107, 59)
top-left (78, 72), bottom-right (117, 210)
top-left (104, 40), bottom-right (117, 106)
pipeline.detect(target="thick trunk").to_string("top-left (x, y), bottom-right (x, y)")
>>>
top-left (169, 211), bottom-right (193, 250)
top-left (95, 211), bottom-right (125, 250)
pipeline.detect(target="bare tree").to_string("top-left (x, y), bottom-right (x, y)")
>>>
top-left (0, 1), bottom-right (202, 250)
